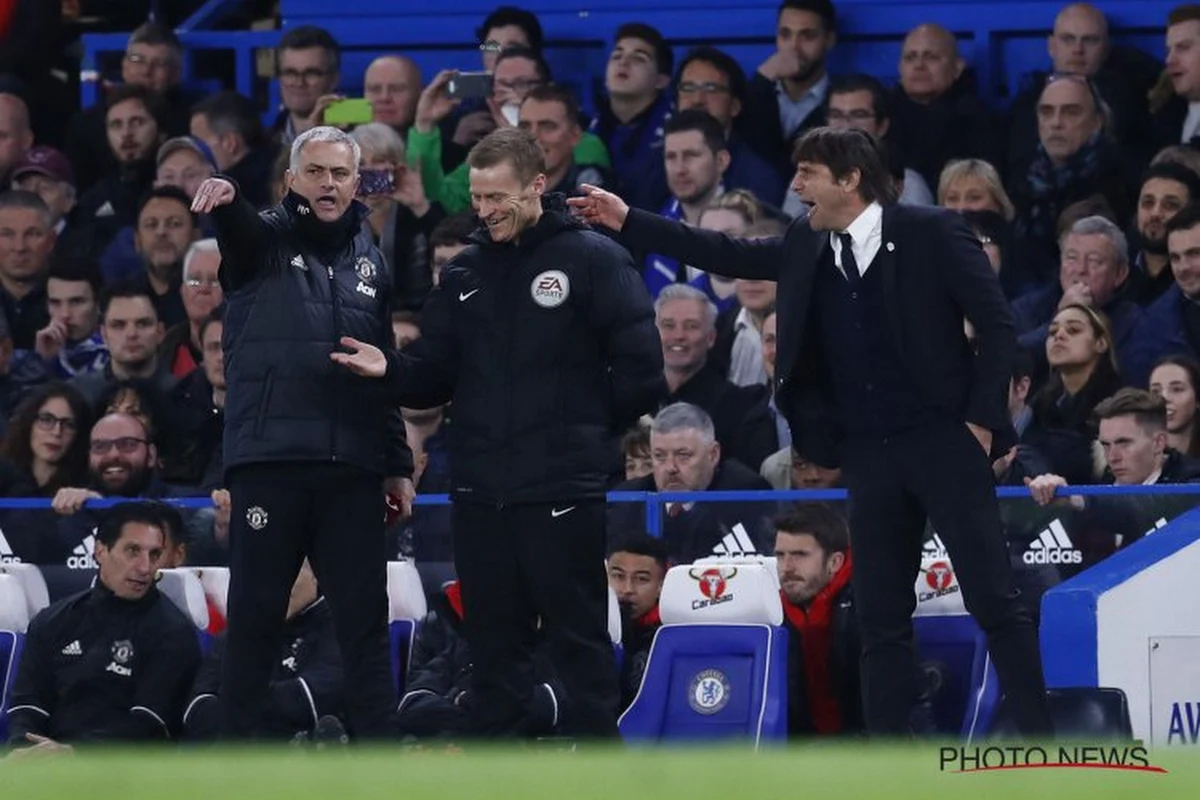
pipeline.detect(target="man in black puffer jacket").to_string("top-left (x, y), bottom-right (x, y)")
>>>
top-left (332, 127), bottom-right (664, 739)
top-left (190, 126), bottom-right (413, 741)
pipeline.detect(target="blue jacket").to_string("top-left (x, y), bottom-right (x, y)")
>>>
top-left (1124, 284), bottom-right (1199, 387)
top-left (210, 181), bottom-right (412, 480)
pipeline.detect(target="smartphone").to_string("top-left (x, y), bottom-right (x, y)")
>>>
top-left (358, 168), bottom-right (395, 197)
top-left (324, 98), bottom-right (374, 126)
top-left (447, 72), bottom-right (493, 100)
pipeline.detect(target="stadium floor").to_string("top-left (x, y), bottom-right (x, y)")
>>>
top-left (1, 744), bottom-right (1195, 799)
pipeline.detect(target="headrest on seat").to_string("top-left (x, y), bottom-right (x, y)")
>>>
top-left (913, 536), bottom-right (967, 617)
top-left (607, 585), bottom-right (622, 645)
top-left (691, 554), bottom-right (780, 591)
top-left (0, 573), bottom-right (30, 633)
top-left (0, 563), bottom-right (50, 620)
top-left (659, 562), bottom-right (782, 625)
top-left (387, 560), bottom-right (427, 622)
top-left (188, 566), bottom-right (229, 617)
top-left (155, 568), bottom-right (210, 629)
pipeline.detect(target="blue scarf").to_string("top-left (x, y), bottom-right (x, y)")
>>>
top-left (52, 332), bottom-right (109, 379)
top-left (1020, 132), bottom-right (1108, 248)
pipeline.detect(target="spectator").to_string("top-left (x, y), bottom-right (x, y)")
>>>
top-left (162, 306), bottom-right (224, 490)
top-left (1149, 354), bottom-right (1200, 456)
top-left (4, 502), bottom-right (201, 751)
top-left (991, 351), bottom-right (1052, 485)
top-left (0, 381), bottom-right (90, 498)
top-left (410, 50), bottom-right (611, 214)
top-left (959, 209), bottom-right (1034, 300)
top-left (655, 284), bottom-right (777, 470)
top-left (718, 220), bottom-right (779, 388)
top-left (589, 23), bottom-right (674, 211)
top-left (693, 191), bottom-right (765, 312)
top-left (1151, 143), bottom-right (1200, 178)
top-left (183, 560), bottom-right (344, 742)
top-left (349, 123), bottom-right (442, 312)
top-left (756, 309), bottom-right (794, 474)
top-left (363, 55), bottom-right (422, 137)
top-left (886, 24), bottom-right (1005, 190)
top-left (1013, 215), bottom-right (1142, 371)
top-left (608, 402), bottom-right (774, 563)
top-left (1012, 74), bottom-right (1132, 257)
top-left (10, 146), bottom-right (77, 236)
top-left (744, 0), bottom-right (836, 174)
top-left (96, 379), bottom-right (171, 456)
top-left (1129, 163), bottom-right (1200, 306)
top-left (762, 445), bottom-right (843, 491)
top-left (65, 23), bottom-right (198, 192)
top-left (773, 504), bottom-right (862, 737)
top-left (519, 84), bottom-right (614, 198)
top-left (159, 238), bottom-right (222, 379)
top-left (1025, 304), bottom-right (1123, 483)
top-left (391, 310), bottom-right (420, 350)
top-left (74, 85), bottom-right (166, 250)
top-left (71, 282), bottom-right (173, 412)
top-left (34, 254), bottom-right (107, 380)
top-left (607, 534), bottom-right (667, 711)
top-left (190, 91), bottom-right (279, 211)
top-left (0, 190), bottom-right (53, 349)
top-left (0, 93), bottom-right (32, 193)
top-left (676, 46), bottom-right (789, 206)
top-left (1154, 5), bottom-right (1200, 150)
top-left (621, 424), bottom-right (652, 481)
top-left (271, 26), bottom-right (341, 147)
top-left (154, 136), bottom-right (217, 201)
top-left (127, 187), bottom-right (198, 329)
top-left (428, 212), bottom-right (475, 287)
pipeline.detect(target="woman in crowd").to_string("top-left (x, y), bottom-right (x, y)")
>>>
top-left (1149, 354), bottom-right (1200, 458)
top-left (0, 382), bottom-right (91, 496)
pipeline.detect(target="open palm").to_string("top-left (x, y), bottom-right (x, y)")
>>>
top-left (330, 337), bottom-right (387, 378)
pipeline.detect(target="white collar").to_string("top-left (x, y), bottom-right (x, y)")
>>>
top-left (841, 201), bottom-right (883, 243)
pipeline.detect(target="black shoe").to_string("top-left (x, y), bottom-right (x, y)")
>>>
top-left (313, 715), bottom-right (349, 748)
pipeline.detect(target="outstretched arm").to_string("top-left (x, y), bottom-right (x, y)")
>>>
top-left (192, 177), bottom-right (274, 292)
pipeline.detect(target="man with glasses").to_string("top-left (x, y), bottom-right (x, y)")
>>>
top-left (159, 239), bottom-right (223, 378)
top-left (271, 26), bottom-right (342, 147)
top-left (66, 23), bottom-right (200, 193)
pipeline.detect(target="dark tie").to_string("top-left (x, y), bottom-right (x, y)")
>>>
top-left (838, 232), bottom-right (859, 284)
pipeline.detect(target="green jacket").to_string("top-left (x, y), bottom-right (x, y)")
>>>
top-left (407, 126), bottom-right (612, 214)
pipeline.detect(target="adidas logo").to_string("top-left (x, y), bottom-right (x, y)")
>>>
top-left (922, 534), bottom-right (949, 561)
top-left (61, 640), bottom-right (82, 656)
top-left (1023, 519), bottom-right (1082, 565)
top-left (0, 530), bottom-right (19, 563)
top-left (291, 254), bottom-right (307, 271)
top-left (68, 533), bottom-right (98, 570)
top-left (710, 523), bottom-right (759, 557)
top-left (95, 201), bottom-right (115, 218)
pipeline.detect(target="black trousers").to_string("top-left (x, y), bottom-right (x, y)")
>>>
top-left (220, 464), bottom-right (396, 739)
top-left (842, 421), bottom-right (1053, 737)
top-left (451, 499), bottom-right (619, 739)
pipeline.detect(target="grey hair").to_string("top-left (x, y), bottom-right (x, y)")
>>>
top-left (0, 189), bottom-right (53, 228)
top-left (651, 402), bottom-right (716, 444)
top-left (290, 125), bottom-right (362, 172)
top-left (654, 283), bottom-right (718, 332)
top-left (182, 238), bottom-right (220, 280)
top-left (1061, 215), bottom-right (1129, 270)
top-left (350, 122), bottom-right (405, 166)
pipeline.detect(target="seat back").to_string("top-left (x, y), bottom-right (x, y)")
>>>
top-left (912, 614), bottom-right (1000, 739)
top-left (619, 561), bottom-right (788, 745)
top-left (0, 630), bottom-right (23, 742)
top-left (607, 585), bottom-right (621, 646)
top-left (990, 687), bottom-right (1133, 740)
top-left (156, 569), bottom-right (211, 651)
top-left (0, 574), bottom-right (29, 634)
top-left (387, 561), bottom-right (427, 692)
top-left (0, 564), bottom-right (50, 621)
top-left (189, 566), bottom-right (230, 620)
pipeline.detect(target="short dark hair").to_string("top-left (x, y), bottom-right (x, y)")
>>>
top-left (96, 501), bottom-right (169, 550)
top-left (1093, 387), bottom-right (1168, 433)
top-left (1165, 202), bottom-right (1200, 240)
top-left (793, 127), bottom-right (898, 205)
top-left (48, 251), bottom-right (103, 300)
top-left (128, 22), bottom-right (182, 55)
top-left (0, 189), bottom-right (51, 224)
top-left (100, 279), bottom-right (158, 323)
top-left (1141, 162), bottom-right (1200, 205)
top-left (430, 212), bottom-right (476, 249)
top-left (191, 91), bottom-right (265, 148)
top-left (676, 47), bottom-right (747, 105)
top-left (198, 304), bottom-right (224, 344)
top-left (664, 109), bottom-right (728, 155)
top-left (477, 6), bottom-right (544, 53)
top-left (522, 83), bottom-right (582, 126)
top-left (779, 0), bottom-right (836, 32)
top-left (467, 127), bottom-right (546, 186)
top-left (277, 25), bottom-right (341, 71)
top-left (828, 73), bottom-right (889, 121)
top-left (608, 532), bottom-right (669, 572)
top-left (494, 45), bottom-right (553, 83)
top-left (773, 503), bottom-right (850, 557)
top-left (621, 424), bottom-right (650, 459)
top-left (137, 185), bottom-right (197, 226)
top-left (139, 499), bottom-right (184, 549)
top-left (614, 23), bottom-right (673, 76)
top-left (105, 83), bottom-right (167, 132)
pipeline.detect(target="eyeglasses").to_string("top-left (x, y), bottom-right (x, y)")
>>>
top-left (124, 52), bottom-right (173, 72)
top-left (827, 109), bottom-right (877, 124)
top-left (279, 67), bottom-right (329, 84)
top-left (185, 277), bottom-right (222, 290)
top-left (35, 412), bottom-right (77, 433)
top-left (90, 437), bottom-right (148, 455)
top-left (678, 81), bottom-right (730, 96)
top-left (495, 78), bottom-right (542, 94)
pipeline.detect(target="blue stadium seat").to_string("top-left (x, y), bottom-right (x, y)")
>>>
top-left (0, 630), bottom-right (24, 743)
top-left (619, 560), bottom-right (787, 745)
top-left (387, 561), bottom-right (427, 693)
top-left (913, 614), bottom-right (1002, 740)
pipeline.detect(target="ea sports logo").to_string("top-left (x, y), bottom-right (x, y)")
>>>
top-left (530, 270), bottom-right (569, 308)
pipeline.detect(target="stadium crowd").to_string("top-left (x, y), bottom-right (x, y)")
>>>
top-left (2, 0), bottom-right (1200, 747)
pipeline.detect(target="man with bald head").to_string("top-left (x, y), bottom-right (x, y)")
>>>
top-left (885, 23), bottom-right (1004, 189)
top-left (0, 93), bottom-right (34, 190)
top-left (1008, 3), bottom-right (1154, 190)
top-left (364, 55), bottom-right (421, 136)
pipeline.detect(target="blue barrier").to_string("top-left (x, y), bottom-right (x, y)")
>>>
top-left (79, 0), bottom-right (1175, 124)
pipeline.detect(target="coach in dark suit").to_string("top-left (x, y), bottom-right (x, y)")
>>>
top-left (571, 127), bottom-right (1053, 738)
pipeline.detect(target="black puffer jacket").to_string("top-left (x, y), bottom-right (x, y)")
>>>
top-left (383, 197), bottom-right (664, 504)
top-left (211, 180), bottom-right (411, 480)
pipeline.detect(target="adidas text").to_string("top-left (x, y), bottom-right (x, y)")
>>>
top-left (1023, 548), bottom-right (1083, 565)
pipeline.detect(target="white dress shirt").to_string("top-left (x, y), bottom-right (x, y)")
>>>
top-left (830, 201), bottom-right (884, 278)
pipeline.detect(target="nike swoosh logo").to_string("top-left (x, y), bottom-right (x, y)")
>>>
top-left (459, 289), bottom-right (479, 302)
top-left (550, 506), bottom-right (576, 518)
